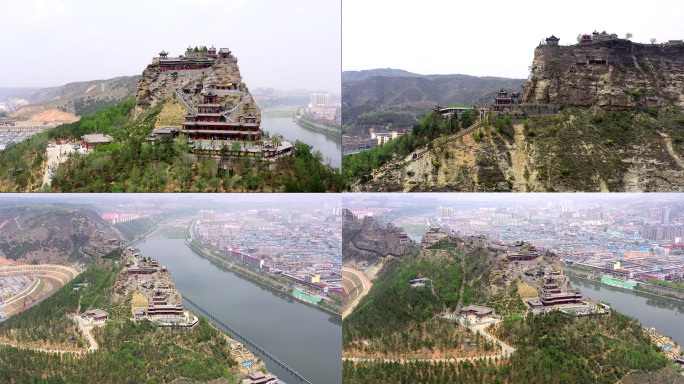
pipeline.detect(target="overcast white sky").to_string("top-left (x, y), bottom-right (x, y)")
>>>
top-left (343, 0), bottom-right (684, 78)
top-left (0, 193), bottom-right (340, 206)
top-left (0, 0), bottom-right (341, 92)
top-left (344, 193), bottom-right (684, 209)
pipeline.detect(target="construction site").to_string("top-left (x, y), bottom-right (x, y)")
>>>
top-left (0, 264), bottom-right (79, 321)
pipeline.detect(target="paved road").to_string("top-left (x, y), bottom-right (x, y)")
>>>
top-left (0, 313), bottom-right (99, 355)
top-left (344, 317), bottom-right (516, 363)
top-left (43, 143), bottom-right (75, 186)
top-left (71, 315), bottom-right (99, 352)
top-left (471, 320), bottom-right (516, 358)
top-left (0, 341), bottom-right (91, 355)
top-left (13, 216), bottom-right (23, 230)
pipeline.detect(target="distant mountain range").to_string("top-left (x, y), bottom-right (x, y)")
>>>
top-left (342, 68), bottom-right (526, 133)
top-left (1, 75), bottom-right (140, 118)
top-left (342, 68), bottom-right (427, 81)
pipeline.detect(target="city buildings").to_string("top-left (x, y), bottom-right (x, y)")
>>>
top-left (310, 93), bottom-right (331, 107)
top-left (422, 200), bottom-right (684, 283)
top-left (193, 207), bottom-right (342, 298)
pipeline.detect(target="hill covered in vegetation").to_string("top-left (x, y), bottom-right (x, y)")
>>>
top-left (344, 309), bottom-right (679, 384)
top-left (0, 97), bottom-right (341, 192)
top-left (346, 106), bottom-right (684, 192)
top-left (342, 69), bottom-right (525, 135)
top-left (0, 46), bottom-right (341, 193)
top-left (6, 75), bottom-right (140, 119)
top-left (0, 254), bottom-right (252, 383)
top-left (344, 238), bottom-right (523, 343)
top-left (343, 238), bottom-right (681, 383)
top-left (346, 40), bottom-right (684, 192)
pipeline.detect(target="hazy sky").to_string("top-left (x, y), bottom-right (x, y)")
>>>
top-left (0, 0), bottom-right (341, 92)
top-left (0, 193), bottom-right (341, 207)
top-left (343, 0), bottom-right (684, 78)
top-left (344, 193), bottom-right (684, 208)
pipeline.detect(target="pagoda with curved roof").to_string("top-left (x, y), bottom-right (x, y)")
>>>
top-left (180, 92), bottom-right (261, 142)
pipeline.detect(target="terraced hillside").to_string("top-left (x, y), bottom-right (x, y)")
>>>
top-left (0, 264), bottom-right (79, 318)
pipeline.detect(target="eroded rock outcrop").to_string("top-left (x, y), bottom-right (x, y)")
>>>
top-left (342, 209), bottom-right (417, 276)
top-left (353, 39), bottom-right (684, 193)
top-left (524, 39), bottom-right (684, 109)
top-left (134, 49), bottom-right (260, 122)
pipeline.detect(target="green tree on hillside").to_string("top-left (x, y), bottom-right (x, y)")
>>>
top-left (219, 143), bottom-right (230, 157)
top-left (231, 141), bottom-right (242, 152)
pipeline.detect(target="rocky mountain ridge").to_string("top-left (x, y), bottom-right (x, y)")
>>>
top-left (524, 39), bottom-right (684, 109)
top-left (342, 209), bottom-right (417, 277)
top-left (134, 56), bottom-right (260, 122)
top-left (0, 205), bottom-right (123, 267)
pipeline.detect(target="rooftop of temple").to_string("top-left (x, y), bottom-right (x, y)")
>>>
top-left (153, 45), bottom-right (234, 69)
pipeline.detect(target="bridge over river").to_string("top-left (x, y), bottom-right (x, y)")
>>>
top-left (183, 296), bottom-right (313, 384)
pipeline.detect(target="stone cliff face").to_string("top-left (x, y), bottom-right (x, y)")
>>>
top-left (134, 62), bottom-right (185, 113)
top-left (342, 209), bottom-right (417, 276)
top-left (134, 55), bottom-right (260, 121)
top-left (354, 40), bottom-right (684, 193)
top-left (353, 218), bottom-right (416, 257)
top-left (524, 39), bottom-right (684, 110)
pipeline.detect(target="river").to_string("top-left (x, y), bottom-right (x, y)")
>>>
top-left (570, 276), bottom-right (684, 346)
top-left (137, 238), bottom-right (342, 384)
top-left (261, 117), bottom-right (341, 169)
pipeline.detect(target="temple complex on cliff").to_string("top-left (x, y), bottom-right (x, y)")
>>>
top-left (144, 45), bottom-right (294, 163)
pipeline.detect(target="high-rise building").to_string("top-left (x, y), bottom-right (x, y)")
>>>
top-left (438, 207), bottom-right (455, 219)
top-left (661, 207), bottom-right (671, 224)
top-left (560, 200), bottom-right (577, 213)
top-left (586, 205), bottom-right (603, 221)
top-left (199, 210), bottom-right (215, 223)
top-left (310, 93), bottom-right (331, 107)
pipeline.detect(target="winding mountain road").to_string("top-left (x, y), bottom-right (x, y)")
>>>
top-left (343, 317), bottom-right (516, 364)
top-left (0, 314), bottom-right (99, 355)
